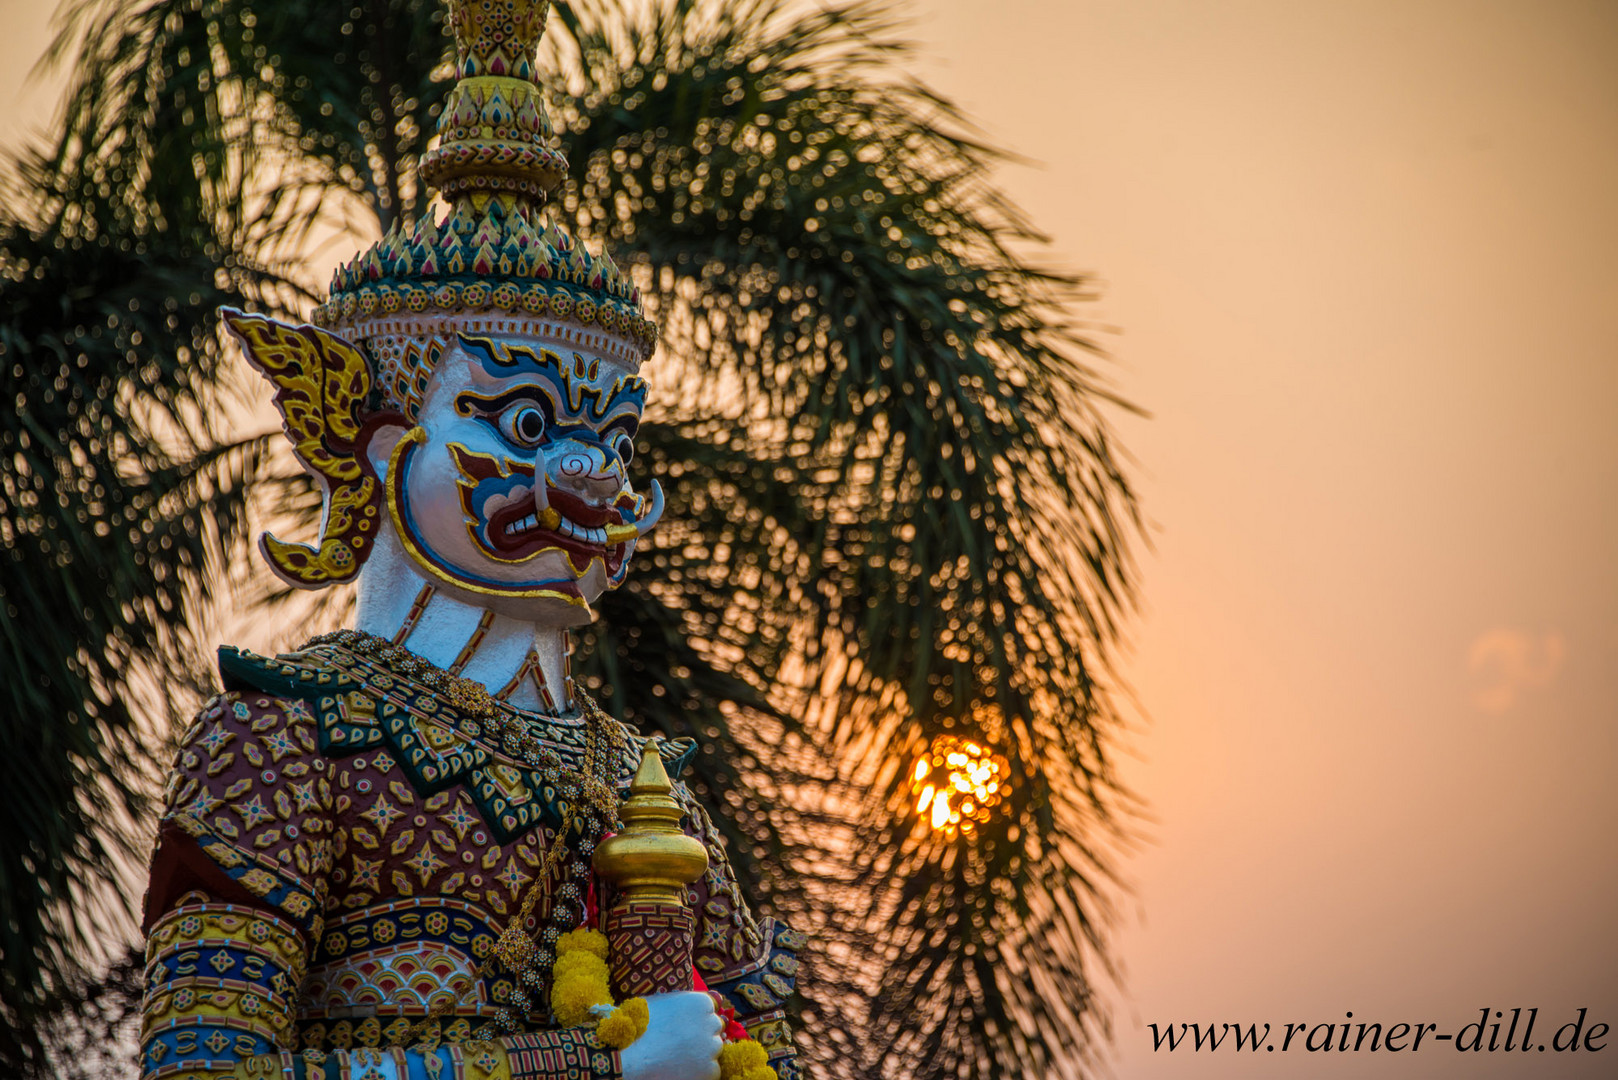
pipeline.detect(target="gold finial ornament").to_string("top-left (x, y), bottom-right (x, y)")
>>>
top-left (595, 740), bottom-right (710, 903)
top-left (594, 739), bottom-right (709, 996)
top-left (449, 0), bottom-right (551, 79)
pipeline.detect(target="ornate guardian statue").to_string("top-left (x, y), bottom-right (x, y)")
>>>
top-left (136, 3), bottom-right (800, 1078)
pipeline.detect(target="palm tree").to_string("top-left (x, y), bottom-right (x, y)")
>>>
top-left (6, 1), bottom-right (1143, 1076)
top-left (0, 132), bottom-right (291, 1072)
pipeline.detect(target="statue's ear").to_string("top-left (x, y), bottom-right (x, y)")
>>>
top-left (221, 307), bottom-right (383, 590)
top-left (356, 412), bottom-right (414, 485)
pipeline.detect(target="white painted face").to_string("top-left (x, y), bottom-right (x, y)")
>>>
top-left (373, 332), bottom-right (662, 624)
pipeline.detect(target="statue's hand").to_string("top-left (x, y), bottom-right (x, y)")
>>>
top-left (620, 990), bottom-right (724, 1080)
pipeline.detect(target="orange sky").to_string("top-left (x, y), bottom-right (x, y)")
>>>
top-left (907, 2), bottom-right (1618, 1076)
top-left (4, 1), bottom-right (1614, 1077)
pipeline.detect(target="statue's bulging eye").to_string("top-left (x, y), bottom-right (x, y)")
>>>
top-left (501, 404), bottom-right (546, 448)
top-left (613, 431), bottom-right (635, 465)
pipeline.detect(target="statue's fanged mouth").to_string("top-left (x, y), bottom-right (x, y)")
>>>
top-left (450, 442), bottom-right (665, 578)
top-left (485, 488), bottom-right (633, 574)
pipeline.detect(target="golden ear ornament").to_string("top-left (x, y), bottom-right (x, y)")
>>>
top-left (222, 308), bottom-right (383, 589)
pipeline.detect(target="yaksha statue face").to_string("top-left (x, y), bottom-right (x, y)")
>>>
top-left (224, 0), bottom-right (663, 627)
top-left (383, 330), bottom-right (661, 615)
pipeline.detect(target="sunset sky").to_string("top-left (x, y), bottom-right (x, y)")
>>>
top-left (3, 1), bottom-right (1614, 1077)
top-left (907, 2), bottom-right (1617, 1076)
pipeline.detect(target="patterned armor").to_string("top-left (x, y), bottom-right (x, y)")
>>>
top-left (138, 639), bottom-right (800, 1080)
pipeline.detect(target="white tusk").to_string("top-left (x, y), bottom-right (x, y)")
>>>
top-left (632, 479), bottom-right (664, 536)
top-left (534, 470), bottom-right (551, 514)
top-left (604, 479), bottom-right (665, 543)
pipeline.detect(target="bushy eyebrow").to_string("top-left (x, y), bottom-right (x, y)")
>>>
top-left (458, 333), bottom-right (647, 424)
top-left (454, 385), bottom-right (558, 425)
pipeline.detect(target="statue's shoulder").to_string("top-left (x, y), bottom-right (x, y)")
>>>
top-left (210, 639), bottom-right (393, 761)
top-left (606, 716), bottom-right (699, 785)
top-left (169, 649), bottom-right (328, 777)
top-left (216, 641), bottom-right (359, 702)
top-left (157, 641), bottom-right (360, 761)
top-left (151, 655), bottom-right (336, 933)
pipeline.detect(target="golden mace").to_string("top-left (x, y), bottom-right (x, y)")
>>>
top-left (593, 739), bottom-right (710, 996)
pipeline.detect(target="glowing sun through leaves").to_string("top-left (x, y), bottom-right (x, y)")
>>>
top-left (910, 734), bottom-right (1009, 836)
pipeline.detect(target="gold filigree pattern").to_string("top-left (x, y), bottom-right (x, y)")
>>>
top-left (222, 310), bottom-right (381, 588)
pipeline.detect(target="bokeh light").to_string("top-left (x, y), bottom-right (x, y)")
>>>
top-left (909, 734), bottom-right (1009, 836)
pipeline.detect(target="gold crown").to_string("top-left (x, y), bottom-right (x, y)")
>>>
top-left (314, 0), bottom-right (656, 379)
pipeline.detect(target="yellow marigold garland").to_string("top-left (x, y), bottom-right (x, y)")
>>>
top-left (718, 1037), bottom-right (777, 1080)
top-left (598, 996), bottom-right (650, 1047)
top-left (549, 929), bottom-right (650, 1049)
top-left (550, 926), bottom-right (774, 1072)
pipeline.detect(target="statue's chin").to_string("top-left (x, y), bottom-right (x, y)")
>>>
top-left (439, 578), bottom-right (603, 627)
top-left (398, 536), bottom-right (613, 626)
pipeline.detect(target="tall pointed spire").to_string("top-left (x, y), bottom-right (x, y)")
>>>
top-left (419, 0), bottom-right (567, 208)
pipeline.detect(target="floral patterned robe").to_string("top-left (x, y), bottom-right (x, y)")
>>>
top-left (138, 639), bottom-right (800, 1080)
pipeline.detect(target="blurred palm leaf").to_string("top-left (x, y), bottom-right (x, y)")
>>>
top-left (13, 1), bottom-right (1143, 1077)
top-left (0, 142), bottom-right (290, 1070)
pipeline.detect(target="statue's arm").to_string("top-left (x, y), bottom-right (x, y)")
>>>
top-left (680, 790), bottom-right (804, 1080)
top-left (138, 692), bottom-right (331, 1079)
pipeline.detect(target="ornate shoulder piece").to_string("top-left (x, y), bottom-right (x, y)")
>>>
top-left (222, 308), bottom-right (382, 588)
top-left (217, 644), bottom-right (361, 700)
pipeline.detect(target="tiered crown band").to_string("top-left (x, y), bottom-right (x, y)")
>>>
top-left (313, 0), bottom-right (656, 367)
